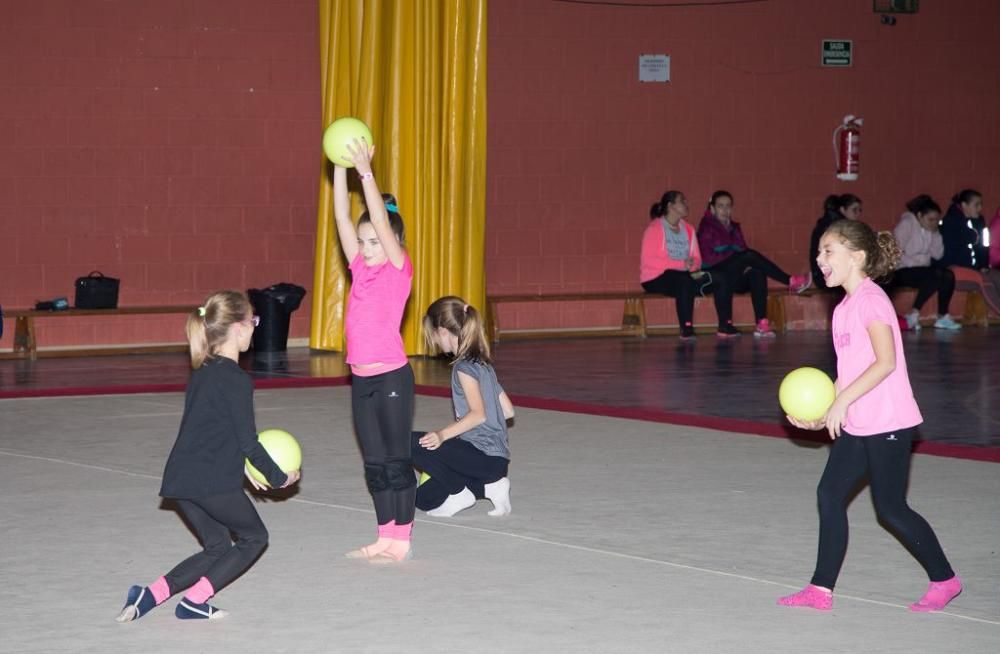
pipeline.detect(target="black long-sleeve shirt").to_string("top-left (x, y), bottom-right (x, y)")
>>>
top-left (160, 357), bottom-right (287, 498)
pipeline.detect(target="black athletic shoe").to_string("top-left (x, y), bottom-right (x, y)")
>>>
top-left (716, 324), bottom-right (741, 338)
top-left (115, 585), bottom-right (157, 623)
top-left (175, 599), bottom-right (228, 620)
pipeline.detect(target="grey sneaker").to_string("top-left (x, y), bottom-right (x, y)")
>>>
top-left (933, 314), bottom-right (961, 330)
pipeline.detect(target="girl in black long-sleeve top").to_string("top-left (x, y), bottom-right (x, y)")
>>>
top-left (116, 290), bottom-right (300, 623)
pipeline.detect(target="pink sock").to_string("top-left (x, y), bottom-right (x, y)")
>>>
top-left (377, 520), bottom-right (396, 539)
top-left (149, 576), bottom-right (171, 605)
top-left (393, 521), bottom-right (413, 541)
top-left (184, 576), bottom-right (215, 605)
top-left (777, 584), bottom-right (833, 610)
top-left (910, 575), bottom-right (962, 612)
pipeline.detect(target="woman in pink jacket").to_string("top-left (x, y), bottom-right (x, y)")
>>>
top-left (640, 191), bottom-right (735, 339)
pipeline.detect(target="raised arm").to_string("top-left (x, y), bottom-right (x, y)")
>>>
top-left (332, 165), bottom-right (359, 263)
top-left (346, 139), bottom-right (405, 269)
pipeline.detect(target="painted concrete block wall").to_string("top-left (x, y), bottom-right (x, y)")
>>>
top-left (486, 0), bottom-right (1000, 331)
top-left (0, 0), bottom-right (320, 349)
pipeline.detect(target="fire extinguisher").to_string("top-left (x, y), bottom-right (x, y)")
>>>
top-left (833, 115), bottom-right (863, 181)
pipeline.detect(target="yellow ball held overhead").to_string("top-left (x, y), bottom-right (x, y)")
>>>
top-left (322, 117), bottom-right (373, 168)
top-left (246, 429), bottom-right (302, 487)
top-left (779, 367), bottom-right (836, 422)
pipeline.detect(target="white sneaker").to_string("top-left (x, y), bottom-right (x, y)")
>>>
top-left (933, 314), bottom-right (962, 330)
top-left (904, 309), bottom-right (921, 332)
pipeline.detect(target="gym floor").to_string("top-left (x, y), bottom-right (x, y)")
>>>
top-left (1, 331), bottom-right (997, 652)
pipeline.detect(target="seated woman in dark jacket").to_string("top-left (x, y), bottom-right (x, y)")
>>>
top-left (939, 189), bottom-right (1000, 316)
top-left (697, 190), bottom-right (811, 338)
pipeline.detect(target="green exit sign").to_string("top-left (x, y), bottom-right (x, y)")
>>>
top-left (821, 39), bottom-right (853, 67)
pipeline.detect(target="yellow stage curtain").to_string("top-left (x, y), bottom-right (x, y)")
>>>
top-left (311, 0), bottom-right (487, 356)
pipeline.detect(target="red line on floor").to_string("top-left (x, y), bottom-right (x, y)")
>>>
top-left (2, 378), bottom-right (996, 463)
top-left (0, 376), bottom-right (350, 400)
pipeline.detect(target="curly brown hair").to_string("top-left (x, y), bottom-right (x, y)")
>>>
top-left (824, 219), bottom-right (900, 282)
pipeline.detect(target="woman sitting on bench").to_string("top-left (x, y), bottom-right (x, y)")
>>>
top-left (939, 189), bottom-right (1000, 317)
top-left (696, 190), bottom-right (812, 338)
top-left (890, 195), bottom-right (959, 330)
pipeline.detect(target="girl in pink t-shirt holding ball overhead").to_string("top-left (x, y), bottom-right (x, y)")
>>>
top-left (779, 219), bottom-right (960, 613)
top-left (333, 139), bottom-right (416, 563)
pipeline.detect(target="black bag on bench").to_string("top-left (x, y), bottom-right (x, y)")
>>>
top-left (75, 271), bottom-right (120, 309)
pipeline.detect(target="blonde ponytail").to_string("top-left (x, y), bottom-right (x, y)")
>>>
top-left (185, 310), bottom-right (210, 369)
top-left (185, 290), bottom-right (252, 369)
top-left (456, 305), bottom-right (491, 364)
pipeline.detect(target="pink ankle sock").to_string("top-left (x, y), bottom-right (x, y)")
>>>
top-left (377, 521), bottom-right (396, 539)
top-left (910, 575), bottom-right (962, 612)
top-left (393, 521), bottom-right (413, 541)
top-left (777, 584), bottom-right (833, 610)
top-left (184, 577), bottom-right (215, 605)
top-left (149, 576), bottom-right (171, 605)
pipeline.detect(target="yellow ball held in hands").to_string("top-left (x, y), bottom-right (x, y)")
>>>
top-left (322, 117), bottom-right (374, 167)
top-left (246, 429), bottom-right (302, 487)
top-left (779, 367), bottom-right (836, 423)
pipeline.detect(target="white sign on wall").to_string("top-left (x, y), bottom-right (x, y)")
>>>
top-left (639, 54), bottom-right (670, 82)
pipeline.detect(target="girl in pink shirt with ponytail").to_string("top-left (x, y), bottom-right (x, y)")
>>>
top-left (778, 219), bottom-right (961, 613)
top-left (333, 139), bottom-right (416, 563)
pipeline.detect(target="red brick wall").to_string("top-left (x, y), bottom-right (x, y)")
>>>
top-left (487, 0), bottom-right (1000, 331)
top-left (0, 0), bottom-right (319, 349)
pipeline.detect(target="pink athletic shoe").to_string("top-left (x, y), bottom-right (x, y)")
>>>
top-left (754, 318), bottom-right (776, 338)
top-left (777, 584), bottom-right (833, 611)
top-left (909, 575), bottom-right (962, 612)
top-left (789, 273), bottom-right (812, 294)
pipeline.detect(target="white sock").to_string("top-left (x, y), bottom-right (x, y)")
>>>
top-left (426, 487), bottom-right (476, 517)
top-left (484, 477), bottom-right (511, 517)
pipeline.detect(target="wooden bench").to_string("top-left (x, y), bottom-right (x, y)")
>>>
top-left (486, 283), bottom-right (996, 342)
top-left (485, 292), bottom-right (646, 343)
top-left (955, 288), bottom-right (993, 327)
top-left (486, 291), bottom-right (783, 342)
top-left (767, 285), bottom-right (994, 332)
top-left (1, 305), bottom-right (199, 360)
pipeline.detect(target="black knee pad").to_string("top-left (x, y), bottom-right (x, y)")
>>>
top-left (385, 458), bottom-right (417, 491)
top-left (364, 463), bottom-right (389, 493)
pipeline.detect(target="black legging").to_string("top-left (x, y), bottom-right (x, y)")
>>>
top-left (351, 364), bottom-right (416, 526)
top-left (889, 266), bottom-right (955, 316)
top-left (411, 431), bottom-right (509, 511)
top-left (641, 269), bottom-right (731, 328)
top-left (811, 428), bottom-right (954, 590)
top-left (707, 249), bottom-right (792, 322)
top-left (165, 491), bottom-right (268, 596)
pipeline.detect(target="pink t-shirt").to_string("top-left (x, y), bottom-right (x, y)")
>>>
top-left (831, 277), bottom-right (922, 436)
top-left (344, 252), bottom-right (412, 367)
